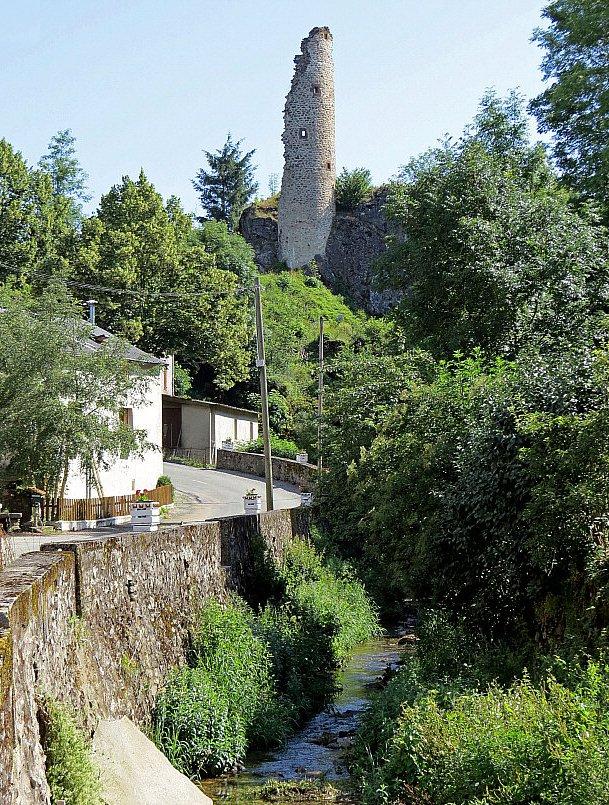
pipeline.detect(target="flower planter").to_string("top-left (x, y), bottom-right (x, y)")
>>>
top-left (300, 492), bottom-right (313, 507)
top-left (296, 451), bottom-right (309, 464)
top-left (221, 440), bottom-right (235, 451)
top-left (243, 495), bottom-right (262, 515)
top-left (130, 501), bottom-right (161, 533)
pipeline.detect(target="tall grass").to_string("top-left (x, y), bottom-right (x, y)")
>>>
top-left (153, 539), bottom-right (380, 778)
top-left (279, 539), bottom-right (380, 662)
top-left (153, 599), bottom-right (289, 777)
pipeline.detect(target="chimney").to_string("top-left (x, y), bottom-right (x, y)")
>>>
top-left (85, 299), bottom-right (97, 325)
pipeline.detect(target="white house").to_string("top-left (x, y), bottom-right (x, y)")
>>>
top-left (63, 325), bottom-right (167, 500)
top-left (162, 395), bottom-right (259, 464)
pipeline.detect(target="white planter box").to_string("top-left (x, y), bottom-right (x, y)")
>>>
top-left (222, 441), bottom-right (235, 451)
top-left (296, 452), bottom-right (309, 464)
top-left (131, 502), bottom-right (160, 532)
top-left (300, 492), bottom-right (313, 507)
top-left (243, 495), bottom-right (262, 514)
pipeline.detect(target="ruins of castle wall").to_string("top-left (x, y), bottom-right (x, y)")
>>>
top-left (278, 27), bottom-right (336, 269)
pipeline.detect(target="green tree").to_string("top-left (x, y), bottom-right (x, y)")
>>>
top-left (335, 167), bottom-right (373, 210)
top-left (0, 284), bottom-right (151, 497)
top-left (196, 219), bottom-right (257, 282)
top-left (530, 0), bottom-right (609, 219)
top-left (377, 92), bottom-right (609, 358)
top-left (0, 139), bottom-right (39, 279)
top-left (193, 134), bottom-right (258, 230)
top-left (74, 171), bottom-right (251, 390)
top-left (0, 139), bottom-right (74, 283)
top-left (38, 129), bottom-right (91, 221)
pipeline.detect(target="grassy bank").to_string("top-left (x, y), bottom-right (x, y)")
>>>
top-left (153, 539), bottom-right (379, 778)
top-left (352, 611), bottom-right (609, 805)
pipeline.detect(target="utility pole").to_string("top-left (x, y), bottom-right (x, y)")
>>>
top-left (254, 277), bottom-right (274, 511)
top-left (317, 316), bottom-right (324, 476)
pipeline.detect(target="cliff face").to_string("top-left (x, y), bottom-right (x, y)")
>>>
top-left (320, 188), bottom-right (401, 313)
top-left (239, 188), bottom-right (400, 314)
top-left (239, 204), bottom-right (280, 270)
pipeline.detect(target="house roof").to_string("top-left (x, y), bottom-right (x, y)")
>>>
top-left (83, 325), bottom-right (166, 366)
top-left (162, 393), bottom-right (259, 419)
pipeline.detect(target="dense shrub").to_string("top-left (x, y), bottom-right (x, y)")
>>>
top-left (322, 344), bottom-right (609, 642)
top-left (356, 664), bottom-right (609, 805)
top-left (153, 599), bottom-right (289, 777)
top-left (256, 604), bottom-right (338, 721)
top-left (238, 435), bottom-right (300, 460)
top-left (258, 269), bottom-right (375, 451)
top-left (153, 542), bottom-right (379, 778)
top-left (335, 167), bottom-right (373, 210)
top-left (156, 474), bottom-right (172, 487)
top-left (43, 699), bottom-right (101, 805)
top-left (354, 612), bottom-right (609, 804)
top-left (280, 539), bottom-right (380, 662)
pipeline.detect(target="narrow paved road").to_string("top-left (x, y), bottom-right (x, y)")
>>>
top-left (6, 464), bottom-right (302, 564)
top-left (163, 461), bottom-right (302, 522)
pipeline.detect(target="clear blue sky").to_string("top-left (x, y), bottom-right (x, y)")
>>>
top-left (2, 0), bottom-right (547, 216)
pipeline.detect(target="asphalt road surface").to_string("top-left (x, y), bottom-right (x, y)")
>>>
top-left (163, 461), bottom-right (302, 522)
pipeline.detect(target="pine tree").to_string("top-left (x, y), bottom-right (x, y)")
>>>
top-left (193, 134), bottom-right (258, 231)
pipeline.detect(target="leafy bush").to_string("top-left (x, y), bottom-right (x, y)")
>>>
top-left (43, 699), bottom-right (101, 805)
top-left (238, 435), bottom-right (300, 460)
top-left (335, 167), bottom-right (373, 210)
top-left (156, 475), bottom-right (172, 487)
top-left (256, 604), bottom-right (338, 722)
top-left (153, 599), bottom-right (289, 777)
top-left (356, 661), bottom-right (609, 805)
top-left (354, 611), bottom-right (609, 804)
top-left (153, 542), bottom-right (379, 778)
top-left (279, 539), bottom-right (380, 662)
top-left (173, 362), bottom-right (192, 397)
top-left (322, 343), bottom-right (609, 641)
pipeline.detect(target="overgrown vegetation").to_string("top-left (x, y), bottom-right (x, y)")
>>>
top-left (322, 59), bottom-right (609, 799)
top-left (353, 612), bottom-right (609, 805)
top-left (42, 698), bottom-right (101, 805)
top-left (153, 540), bottom-right (378, 778)
top-left (335, 167), bottom-right (373, 210)
top-left (238, 435), bottom-right (300, 460)
top-left (254, 270), bottom-right (385, 452)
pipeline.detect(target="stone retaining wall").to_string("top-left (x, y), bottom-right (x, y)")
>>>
top-left (0, 508), bottom-right (310, 804)
top-left (216, 448), bottom-right (317, 491)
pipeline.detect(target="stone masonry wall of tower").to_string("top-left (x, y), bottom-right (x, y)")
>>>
top-left (278, 26), bottom-right (336, 269)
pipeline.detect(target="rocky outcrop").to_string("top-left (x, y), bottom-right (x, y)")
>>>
top-left (239, 203), bottom-right (279, 270)
top-left (239, 188), bottom-right (401, 314)
top-left (321, 188), bottom-right (401, 313)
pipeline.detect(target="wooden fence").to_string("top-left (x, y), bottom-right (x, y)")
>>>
top-left (43, 484), bottom-right (173, 523)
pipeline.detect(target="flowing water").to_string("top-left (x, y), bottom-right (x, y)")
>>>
top-left (198, 632), bottom-right (404, 804)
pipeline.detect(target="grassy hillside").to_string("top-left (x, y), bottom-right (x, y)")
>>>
top-left (260, 270), bottom-right (370, 449)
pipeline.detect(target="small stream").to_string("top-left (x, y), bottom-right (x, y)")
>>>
top-left (199, 632), bottom-right (404, 804)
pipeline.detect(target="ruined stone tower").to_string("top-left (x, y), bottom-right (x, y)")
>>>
top-left (278, 27), bottom-right (336, 269)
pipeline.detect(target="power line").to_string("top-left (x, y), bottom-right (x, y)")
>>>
top-left (2, 262), bottom-right (248, 299)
